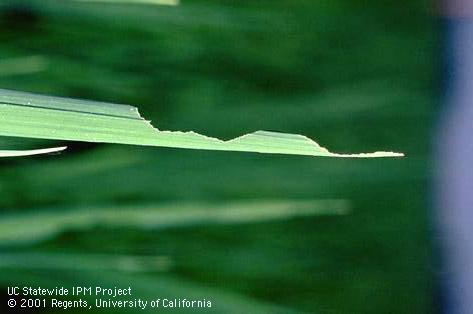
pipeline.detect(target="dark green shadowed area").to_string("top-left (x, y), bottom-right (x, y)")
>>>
top-left (0, 0), bottom-right (433, 313)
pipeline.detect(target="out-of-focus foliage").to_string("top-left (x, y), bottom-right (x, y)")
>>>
top-left (0, 0), bottom-right (432, 313)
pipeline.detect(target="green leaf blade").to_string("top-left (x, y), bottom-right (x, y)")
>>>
top-left (0, 146), bottom-right (67, 158)
top-left (0, 89), bottom-right (403, 157)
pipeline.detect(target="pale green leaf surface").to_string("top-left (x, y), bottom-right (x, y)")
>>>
top-left (0, 199), bottom-right (349, 246)
top-left (0, 89), bottom-right (403, 157)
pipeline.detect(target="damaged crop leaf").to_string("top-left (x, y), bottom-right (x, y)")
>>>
top-left (0, 89), bottom-right (403, 158)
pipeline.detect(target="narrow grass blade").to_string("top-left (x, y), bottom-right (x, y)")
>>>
top-left (0, 199), bottom-right (349, 246)
top-left (0, 253), bottom-right (172, 272)
top-left (0, 89), bottom-right (403, 157)
top-left (0, 146), bottom-right (66, 157)
top-left (74, 0), bottom-right (179, 5)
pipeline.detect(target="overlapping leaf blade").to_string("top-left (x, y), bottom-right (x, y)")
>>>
top-left (0, 146), bottom-right (66, 157)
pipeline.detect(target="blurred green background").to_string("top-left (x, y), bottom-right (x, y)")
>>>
top-left (0, 0), bottom-right (433, 313)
